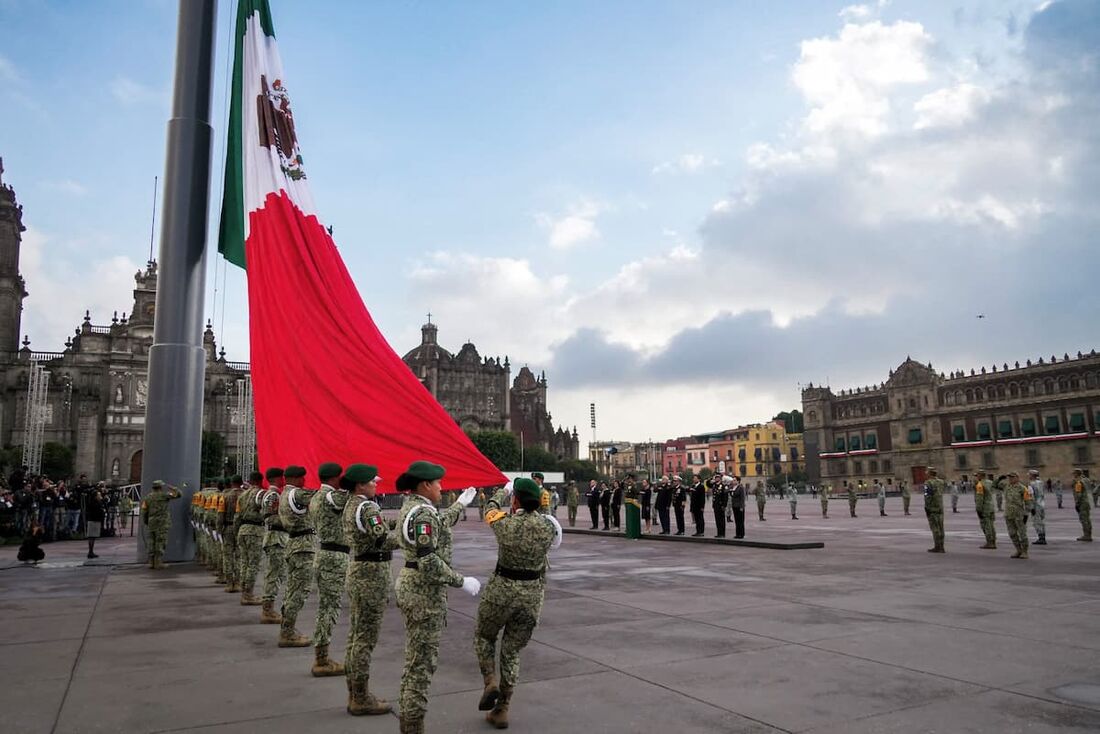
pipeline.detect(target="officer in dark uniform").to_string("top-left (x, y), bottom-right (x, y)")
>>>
top-left (585, 479), bottom-right (600, 529)
top-left (654, 477), bottom-right (672, 534)
top-left (598, 481), bottom-right (612, 530)
top-left (672, 475), bottom-right (688, 536)
top-left (690, 476), bottom-right (707, 536)
top-left (639, 479), bottom-right (653, 533)
top-left (611, 480), bottom-right (624, 530)
top-left (712, 475), bottom-right (730, 538)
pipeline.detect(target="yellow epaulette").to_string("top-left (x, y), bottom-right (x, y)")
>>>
top-left (485, 508), bottom-right (507, 525)
top-left (217, 496), bottom-right (226, 512)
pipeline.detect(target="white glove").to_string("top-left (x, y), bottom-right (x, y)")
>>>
top-left (502, 480), bottom-right (514, 500)
top-left (457, 487), bottom-right (477, 507)
top-left (461, 576), bottom-right (482, 597)
top-left (546, 515), bottom-right (563, 550)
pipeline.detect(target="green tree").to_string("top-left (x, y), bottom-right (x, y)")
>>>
top-left (200, 431), bottom-right (226, 482)
top-left (697, 467), bottom-right (713, 482)
top-left (521, 445), bottom-right (560, 472)
top-left (466, 430), bottom-right (521, 471)
top-left (559, 459), bottom-right (599, 482)
top-left (0, 445), bottom-right (23, 475)
top-left (40, 442), bottom-right (75, 481)
top-left (772, 410), bottom-right (804, 433)
top-left (680, 468), bottom-right (695, 483)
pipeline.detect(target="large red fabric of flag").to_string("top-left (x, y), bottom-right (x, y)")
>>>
top-left (218, 1), bottom-right (506, 491)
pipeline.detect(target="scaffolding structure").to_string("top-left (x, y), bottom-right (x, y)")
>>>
top-left (22, 361), bottom-right (51, 475)
top-left (235, 376), bottom-right (256, 479)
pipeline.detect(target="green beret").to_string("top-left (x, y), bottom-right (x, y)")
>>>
top-left (513, 477), bottom-right (541, 502)
top-left (344, 464), bottom-right (378, 484)
top-left (404, 461), bottom-right (445, 481)
top-left (265, 467), bottom-right (284, 480)
top-left (531, 472), bottom-right (545, 480)
top-left (285, 465), bottom-right (307, 479)
top-left (318, 462), bottom-right (343, 481)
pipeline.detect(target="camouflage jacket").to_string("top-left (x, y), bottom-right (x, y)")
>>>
top-left (278, 484), bottom-right (318, 552)
top-left (235, 487), bottom-right (264, 525)
top-left (484, 488), bottom-right (555, 576)
top-left (217, 487), bottom-right (243, 533)
top-left (973, 478), bottom-right (994, 514)
top-left (344, 494), bottom-right (397, 556)
top-left (1072, 478), bottom-right (1092, 510)
top-left (397, 494), bottom-right (465, 589)
top-left (1004, 480), bottom-right (1034, 519)
top-left (310, 484), bottom-right (350, 546)
top-left (141, 486), bottom-right (180, 529)
top-left (923, 478), bottom-right (946, 513)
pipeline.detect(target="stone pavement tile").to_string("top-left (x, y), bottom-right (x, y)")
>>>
top-left (55, 656), bottom-right (350, 734)
top-left (535, 593), bottom-right (664, 629)
top-left (628, 643), bottom-right (984, 733)
top-left (949, 608), bottom-right (1100, 651)
top-left (685, 601), bottom-right (907, 643)
top-left (424, 669), bottom-right (783, 734)
top-left (577, 585), bottom-right (781, 616)
top-left (796, 587), bottom-right (1024, 625)
top-left (0, 637), bottom-right (83, 683)
top-left (902, 574), bottom-right (1100, 610)
top-left (532, 615), bottom-right (780, 669)
top-left (809, 623), bottom-right (1095, 689)
top-left (0, 675), bottom-right (69, 734)
top-left (0, 611), bottom-right (90, 644)
top-left (804, 688), bottom-right (1100, 733)
top-left (1006, 662), bottom-right (1100, 711)
top-left (1048, 598), bottom-right (1100, 616)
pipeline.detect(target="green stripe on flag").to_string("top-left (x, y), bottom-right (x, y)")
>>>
top-left (217, 0), bottom-right (276, 269)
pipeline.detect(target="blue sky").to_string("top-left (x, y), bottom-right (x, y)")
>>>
top-left (2, 0), bottom-right (1097, 444)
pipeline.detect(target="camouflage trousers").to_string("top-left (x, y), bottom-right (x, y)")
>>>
top-left (474, 578), bottom-right (545, 689)
top-left (221, 534), bottom-right (239, 586)
top-left (977, 511), bottom-right (996, 545)
top-left (820, 497), bottom-right (828, 516)
top-left (147, 525), bottom-right (169, 559)
top-left (207, 532), bottom-right (221, 571)
top-left (345, 561), bottom-right (390, 682)
top-left (567, 505), bottom-right (578, 526)
top-left (1077, 502), bottom-right (1091, 538)
top-left (236, 526), bottom-right (264, 592)
top-left (261, 541), bottom-right (287, 604)
top-left (926, 510), bottom-right (944, 548)
top-left (397, 583), bottom-right (447, 720)
top-left (902, 494), bottom-right (911, 514)
top-left (1006, 514), bottom-right (1029, 554)
top-left (311, 549), bottom-right (347, 647)
top-left (849, 497), bottom-right (858, 516)
top-left (756, 498), bottom-right (766, 520)
top-left (281, 550), bottom-right (315, 627)
top-left (1032, 506), bottom-right (1046, 539)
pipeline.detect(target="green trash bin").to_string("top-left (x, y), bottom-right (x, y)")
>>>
top-left (625, 499), bottom-right (642, 539)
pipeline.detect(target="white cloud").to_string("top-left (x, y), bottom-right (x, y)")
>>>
top-left (0, 54), bottom-right (19, 82)
top-left (651, 153), bottom-right (721, 175)
top-left (838, 0), bottom-right (890, 22)
top-left (535, 199), bottom-right (603, 250)
top-left (792, 20), bottom-right (931, 137)
top-left (41, 179), bottom-right (87, 196)
top-left (110, 76), bottom-right (167, 107)
top-left (20, 226), bottom-right (141, 351)
top-left (913, 82), bottom-right (993, 129)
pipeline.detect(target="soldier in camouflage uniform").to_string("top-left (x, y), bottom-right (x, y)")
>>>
top-left (343, 464), bottom-right (397, 715)
top-left (754, 481), bottom-right (766, 521)
top-left (847, 482), bottom-right (859, 518)
top-left (235, 471), bottom-right (266, 605)
top-left (1072, 468), bottom-right (1093, 542)
top-left (203, 484), bottom-right (223, 581)
top-left (900, 480), bottom-right (911, 516)
top-left (995, 478), bottom-right (1005, 513)
top-left (395, 461), bottom-right (481, 734)
top-left (260, 467), bottom-right (288, 624)
top-left (476, 478), bottom-right (559, 729)
top-left (277, 465), bottom-right (318, 647)
top-left (923, 468), bottom-right (946, 553)
top-left (531, 471), bottom-right (551, 515)
top-left (875, 481), bottom-right (887, 517)
top-left (788, 483), bottom-right (799, 520)
top-left (820, 483), bottom-right (829, 518)
top-left (141, 480), bottom-right (181, 569)
top-left (1003, 471), bottom-right (1033, 558)
top-left (973, 470), bottom-right (997, 549)
top-left (309, 463), bottom-right (349, 676)
top-left (1028, 469), bottom-right (1047, 545)
top-left (566, 481), bottom-right (579, 527)
top-left (190, 490), bottom-right (204, 565)
top-left (218, 476), bottom-right (245, 593)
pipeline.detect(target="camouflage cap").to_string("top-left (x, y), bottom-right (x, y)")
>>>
top-left (318, 462), bottom-right (343, 482)
top-left (151, 479), bottom-right (165, 488)
top-left (1028, 469), bottom-right (1040, 476)
top-left (926, 466), bottom-right (938, 474)
top-left (1007, 470), bottom-right (1019, 477)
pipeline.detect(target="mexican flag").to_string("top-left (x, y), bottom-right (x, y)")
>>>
top-left (217, 0), bottom-right (506, 491)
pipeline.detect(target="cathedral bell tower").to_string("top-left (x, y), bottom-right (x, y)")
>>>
top-left (0, 158), bottom-right (28, 354)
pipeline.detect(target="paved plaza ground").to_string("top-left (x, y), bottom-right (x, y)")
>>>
top-left (2, 493), bottom-right (1099, 733)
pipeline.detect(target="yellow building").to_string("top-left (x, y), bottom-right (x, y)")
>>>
top-left (719, 421), bottom-right (805, 481)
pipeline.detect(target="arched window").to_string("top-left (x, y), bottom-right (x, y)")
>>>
top-left (1009, 383), bottom-right (1018, 398)
top-left (1086, 373), bottom-right (1097, 389)
top-left (966, 389), bottom-right (974, 403)
top-left (996, 385), bottom-right (1005, 399)
top-left (945, 392), bottom-right (955, 406)
top-left (1044, 378), bottom-right (1054, 394)
top-left (975, 388), bottom-right (984, 401)
top-left (1070, 375), bottom-right (1079, 390)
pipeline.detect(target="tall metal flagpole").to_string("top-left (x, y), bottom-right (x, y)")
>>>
top-left (138, 0), bottom-right (218, 563)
